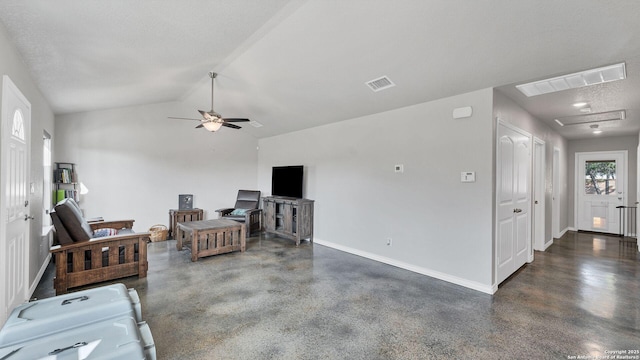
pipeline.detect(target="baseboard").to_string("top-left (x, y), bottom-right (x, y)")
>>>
top-left (555, 227), bottom-right (571, 239)
top-left (543, 238), bottom-right (554, 250)
top-left (313, 238), bottom-right (495, 295)
top-left (28, 253), bottom-right (51, 300)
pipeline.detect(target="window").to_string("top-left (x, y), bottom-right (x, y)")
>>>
top-left (11, 109), bottom-right (25, 141)
top-left (584, 160), bottom-right (616, 195)
top-left (43, 131), bottom-right (52, 225)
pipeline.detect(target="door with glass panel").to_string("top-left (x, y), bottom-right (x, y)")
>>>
top-left (576, 151), bottom-right (627, 234)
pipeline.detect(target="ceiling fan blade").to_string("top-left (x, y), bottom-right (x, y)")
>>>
top-left (222, 118), bottom-right (250, 122)
top-left (195, 124), bottom-right (204, 129)
top-left (222, 123), bottom-right (242, 129)
top-left (168, 116), bottom-right (202, 121)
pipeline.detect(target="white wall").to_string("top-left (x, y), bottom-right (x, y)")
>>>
top-left (258, 88), bottom-right (496, 293)
top-left (0, 21), bottom-right (56, 295)
top-left (54, 100), bottom-right (259, 232)
top-left (493, 90), bottom-right (570, 241)
top-left (567, 135), bottom-right (638, 229)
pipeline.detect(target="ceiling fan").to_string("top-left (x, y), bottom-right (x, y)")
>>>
top-left (168, 72), bottom-right (249, 132)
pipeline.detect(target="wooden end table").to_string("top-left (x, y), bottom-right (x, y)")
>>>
top-left (175, 219), bottom-right (246, 262)
top-left (168, 208), bottom-right (203, 239)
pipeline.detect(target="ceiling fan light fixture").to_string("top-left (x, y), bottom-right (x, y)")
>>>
top-left (516, 62), bottom-right (626, 97)
top-left (203, 121), bottom-right (223, 132)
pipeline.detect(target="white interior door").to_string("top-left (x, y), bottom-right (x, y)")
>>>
top-left (576, 151), bottom-right (627, 234)
top-left (1, 75), bottom-right (31, 324)
top-left (496, 121), bottom-right (531, 285)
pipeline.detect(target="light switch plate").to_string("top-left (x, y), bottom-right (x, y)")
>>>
top-left (461, 171), bottom-right (475, 182)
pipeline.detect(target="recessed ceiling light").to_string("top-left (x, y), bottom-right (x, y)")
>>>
top-left (554, 119), bottom-right (565, 126)
top-left (593, 129), bottom-right (603, 134)
top-left (573, 102), bottom-right (588, 107)
top-left (516, 62), bottom-right (626, 97)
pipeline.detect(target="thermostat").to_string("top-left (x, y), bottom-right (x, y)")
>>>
top-left (461, 171), bottom-right (475, 182)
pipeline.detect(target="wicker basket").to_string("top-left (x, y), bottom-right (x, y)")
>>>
top-left (149, 224), bottom-right (168, 242)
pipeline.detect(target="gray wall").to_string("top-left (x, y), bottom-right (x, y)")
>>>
top-left (54, 100), bottom-right (260, 231)
top-left (257, 88), bottom-right (496, 293)
top-left (567, 135), bottom-right (638, 229)
top-left (0, 21), bottom-right (56, 293)
top-left (493, 90), bottom-right (570, 241)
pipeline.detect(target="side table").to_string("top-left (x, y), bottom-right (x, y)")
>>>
top-left (168, 208), bottom-right (204, 239)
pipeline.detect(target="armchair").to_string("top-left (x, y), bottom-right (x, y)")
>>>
top-left (49, 198), bottom-right (149, 295)
top-left (215, 190), bottom-right (262, 236)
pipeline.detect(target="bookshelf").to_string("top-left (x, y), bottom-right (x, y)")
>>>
top-left (53, 162), bottom-right (79, 204)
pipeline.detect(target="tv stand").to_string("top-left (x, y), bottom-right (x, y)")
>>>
top-left (263, 196), bottom-right (314, 246)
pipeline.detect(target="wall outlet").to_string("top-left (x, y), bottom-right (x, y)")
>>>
top-left (386, 238), bottom-right (392, 246)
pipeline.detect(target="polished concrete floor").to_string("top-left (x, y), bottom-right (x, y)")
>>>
top-left (33, 232), bottom-right (640, 359)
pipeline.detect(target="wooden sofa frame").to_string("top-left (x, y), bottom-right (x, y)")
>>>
top-left (50, 219), bottom-right (149, 295)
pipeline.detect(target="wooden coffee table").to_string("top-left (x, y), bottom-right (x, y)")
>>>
top-left (175, 219), bottom-right (246, 261)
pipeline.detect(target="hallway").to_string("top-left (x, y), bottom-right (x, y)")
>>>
top-left (32, 232), bottom-right (640, 359)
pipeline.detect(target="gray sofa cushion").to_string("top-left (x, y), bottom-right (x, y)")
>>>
top-left (54, 198), bottom-right (92, 242)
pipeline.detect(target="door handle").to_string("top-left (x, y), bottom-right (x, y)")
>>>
top-left (513, 208), bottom-right (522, 213)
top-left (24, 214), bottom-right (35, 221)
top-left (534, 200), bottom-right (539, 204)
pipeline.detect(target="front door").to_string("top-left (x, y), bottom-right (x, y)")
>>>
top-left (496, 121), bottom-right (531, 285)
top-left (1, 75), bottom-right (31, 324)
top-left (576, 151), bottom-right (627, 234)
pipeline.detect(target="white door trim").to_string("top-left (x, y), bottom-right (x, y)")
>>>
top-left (533, 137), bottom-right (545, 252)
top-left (552, 147), bottom-right (561, 239)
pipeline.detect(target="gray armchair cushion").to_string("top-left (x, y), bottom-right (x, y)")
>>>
top-left (234, 190), bottom-right (261, 210)
top-left (53, 198), bottom-right (92, 242)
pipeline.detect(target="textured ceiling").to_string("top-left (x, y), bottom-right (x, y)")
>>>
top-left (1, 0), bottom-right (639, 139)
top-left (0, 0), bottom-right (292, 114)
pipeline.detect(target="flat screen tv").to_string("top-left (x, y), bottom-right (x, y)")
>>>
top-left (271, 165), bottom-right (304, 199)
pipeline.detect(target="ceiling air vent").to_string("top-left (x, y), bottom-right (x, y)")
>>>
top-left (249, 120), bottom-right (263, 128)
top-left (366, 76), bottom-right (395, 92)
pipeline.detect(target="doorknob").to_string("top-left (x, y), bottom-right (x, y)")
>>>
top-left (513, 208), bottom-right (522, 213)
top-left (24, 214), bottom-right (34, 221)
top-left (534, 200), bottom-right (539, 204)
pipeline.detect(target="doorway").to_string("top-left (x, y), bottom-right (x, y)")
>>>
top-left (1, 75), bottom-right (32, 324)
top-left (575, 151), bottom-right (627, 234)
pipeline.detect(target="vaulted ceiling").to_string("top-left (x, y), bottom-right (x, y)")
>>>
top-left (1, 0), bottom-right (639, 139)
